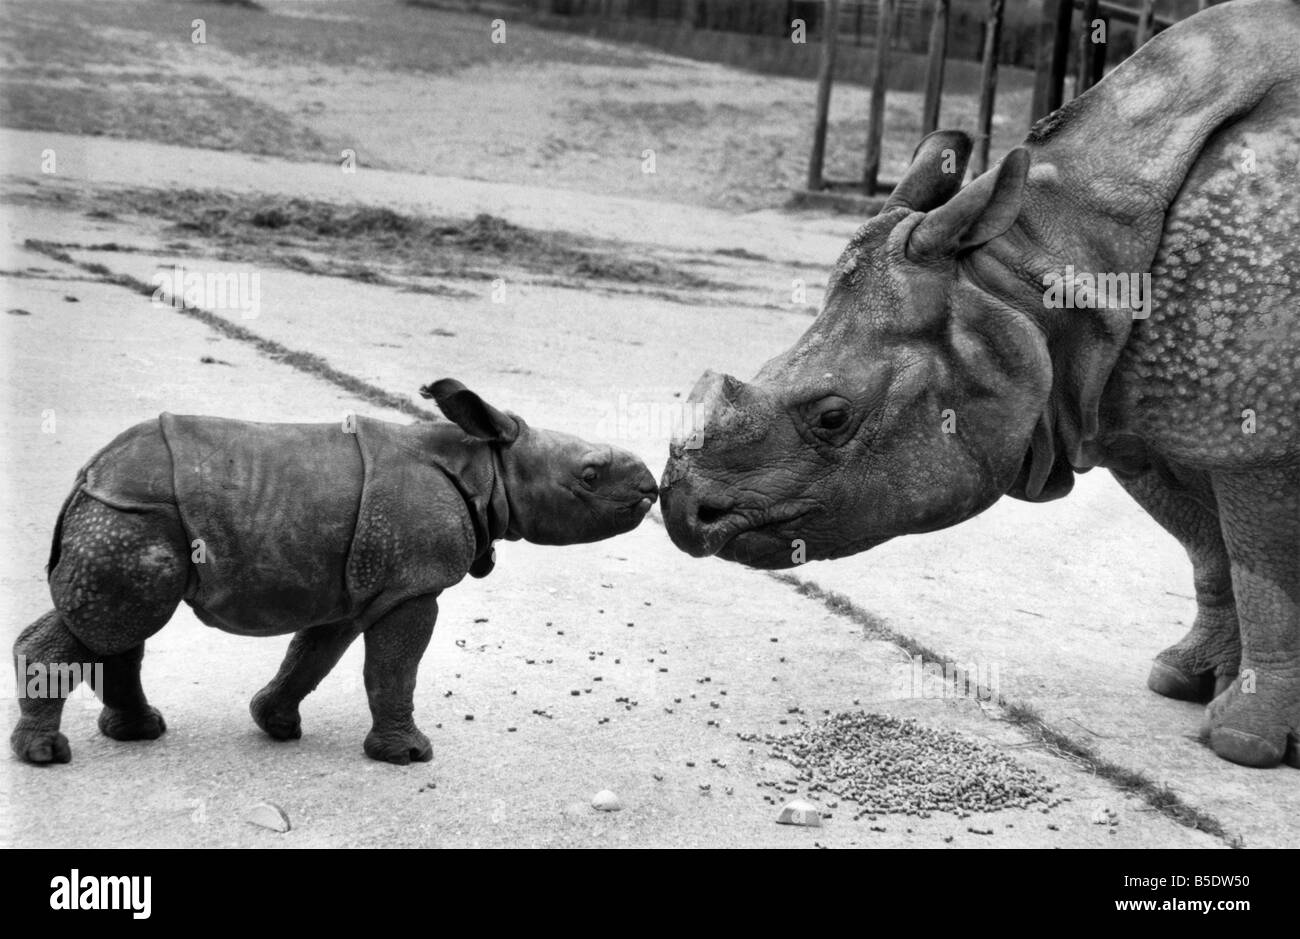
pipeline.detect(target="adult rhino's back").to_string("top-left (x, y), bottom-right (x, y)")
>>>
top-left (1111, 64), bottom-right (1300, 469)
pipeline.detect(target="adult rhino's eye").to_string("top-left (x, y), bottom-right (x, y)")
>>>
top-left (819, 410), bottom-right (848, 431)
top-left (581, 467), bottom-right (599, 487)
top-left (803, 395), bottom-right (855, 443)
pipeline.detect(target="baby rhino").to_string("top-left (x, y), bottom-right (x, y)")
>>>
top-left (11, 379), bottom-right (658, 765)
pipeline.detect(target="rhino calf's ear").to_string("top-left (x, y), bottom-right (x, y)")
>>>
top-left (905, 147), bottom-right (1030, 262)
top-left (420, 379), bottom-right (520, 443)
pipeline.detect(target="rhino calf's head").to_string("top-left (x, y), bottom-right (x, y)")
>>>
top-left (423, 380), bottom-right (658, 545)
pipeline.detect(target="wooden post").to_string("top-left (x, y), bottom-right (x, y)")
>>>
top-left (973, 0), bottom-right (1004, 177)
top-left (863, 0), bottom-right (895, 194)
top-left (1135, 0), bottom-right (1156, 47)
top-left (1076, 0), bottom-right (1099, 93)
top-left (1090, 14), bottom-right (1107, 87)
top-left (807, 0), bottom-right (841, 191)
top-left (1031, 0), bottom-right (1073, 121)
top-left (921, 0), bottom-right (949, 134)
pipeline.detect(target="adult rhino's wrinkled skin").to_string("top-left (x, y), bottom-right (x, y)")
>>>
top-left (662, 0), bottom-right (1300, 769)
top-left (11, 380), bottom-right (656, 766)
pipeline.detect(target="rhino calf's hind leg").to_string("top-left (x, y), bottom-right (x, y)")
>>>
top-left (1112, 467), bottom-right (1240, 703)
top-left (251, 621), bottom-right (363, 741)
top-left (94, 642), bottom-right (166, 742)
top-left (10, 610), bottom-right (95, 764)
top-left (13, 493), bottom-right (190, 763)
top-left (362, 594), bottom-right (438, 765)
top-left (1202, 469), bottom-right (1300, 769)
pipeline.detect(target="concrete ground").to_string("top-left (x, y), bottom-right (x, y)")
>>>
top-left (1, 127), bottom-right (1294, 849)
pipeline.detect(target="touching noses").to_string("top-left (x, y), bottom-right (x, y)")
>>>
top-left (658, 461), bottom-right (734, 556)
top-left (620, 457), bottom-right (659, 514)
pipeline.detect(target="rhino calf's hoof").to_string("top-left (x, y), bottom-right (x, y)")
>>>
top-left (250, 690), bottom-right (303, 741)
top-left (98, 706), bottom-right (167, 742)
top-left (364, 728), bottom-right (433, 765)
top-left (11, 722), bottom-right (72, 765)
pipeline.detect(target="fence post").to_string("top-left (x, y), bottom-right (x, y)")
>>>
top-left (973, 0), bottom-right (1004, 177)
top-left (1135, 0), bottom-right (1156, 46)
top-left (921, 0), bottom-right (949, 135)
top-left (863, 0), bottom-right (895, 194)
top-left (1089, 14), bottom-right (1107, 87)
top-left (807, 0), bottom-right (842, 191)
top-left (1031, 0), bottom-right (1073, 121)
top-left (1076, 0), bottom-right (1099, 93)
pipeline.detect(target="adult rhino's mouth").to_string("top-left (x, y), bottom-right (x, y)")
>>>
top-left (690, 504), bottom-right (812, 559)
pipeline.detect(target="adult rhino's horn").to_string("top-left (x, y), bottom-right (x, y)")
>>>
top-left (684, 370), bottom-right (748, 412)
top-left (883, 130), bottom-right (973, 213)
top-left (677, 370), bottom-right (768, 448)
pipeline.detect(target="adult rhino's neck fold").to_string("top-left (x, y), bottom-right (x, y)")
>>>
top-left (1023, 0), bottom-right (1299, 255)
top-left (983, 0), bottom-right (1300, 473)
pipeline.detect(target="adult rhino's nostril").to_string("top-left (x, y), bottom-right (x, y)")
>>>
top-left (696, 501), bottom-right (732, 525)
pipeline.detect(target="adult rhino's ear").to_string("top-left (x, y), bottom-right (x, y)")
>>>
top-left (420, 379), bottom-right (519, 443)
top-left (905, 147), bottom-right (1030, 261)
top-left (883, 130), bottom-right (973, 213)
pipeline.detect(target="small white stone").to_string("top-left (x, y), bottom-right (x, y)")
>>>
top-left (591, 789), bottom-right (622, 812)
top-left (245, 802), bottom-right (291, 833)
top-left (776, 799), bottom-right (822, 827)
top-left (1090, 806), bottom-right (1118, 826)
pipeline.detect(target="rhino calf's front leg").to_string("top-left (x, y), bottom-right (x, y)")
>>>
top-left (251, 620), bottom-right (364, 741)
top-left (362, 594), bottom-right (438, 765)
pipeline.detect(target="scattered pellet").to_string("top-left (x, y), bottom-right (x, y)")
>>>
top-left (745, 711), bottom-right (1056, 818)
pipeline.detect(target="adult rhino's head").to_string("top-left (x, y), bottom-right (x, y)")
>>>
top-left (662, 132), bottom-right (1080, 569)
top-left (423, 379), bottom-right (658, 545)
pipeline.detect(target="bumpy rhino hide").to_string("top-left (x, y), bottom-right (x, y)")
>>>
top-left (70, 414), bottom-right (508, 635)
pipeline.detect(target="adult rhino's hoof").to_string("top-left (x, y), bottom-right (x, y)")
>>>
top-left (363, 728), bottom-right (432, 765)
top-left (1199, 683), bottom-right (1295, 768)
top-left (10, 723), bottom-right (71, 764)
top-left (1147, 661), bottom-right (1216, 702)
top-left (98, 705), bottom-right (166, 741)
top-left (1204, 726), bottom-right (1286, 768)
top-left (250, 689), bottom-right (302, 741)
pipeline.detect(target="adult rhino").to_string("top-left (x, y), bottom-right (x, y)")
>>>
top-left (661, 0), bottom-right (1300, 768)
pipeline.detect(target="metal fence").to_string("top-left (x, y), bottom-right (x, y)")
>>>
top-left (535, 0), bottom-right (1050, 68)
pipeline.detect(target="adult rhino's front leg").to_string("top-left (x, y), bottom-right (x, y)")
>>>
top-left (1112, 467), bottom-right (1240, 702)
top-left (361, 594), bottom-right (438, 765)
top-left (1202, 468), bottom-right (1300, 768)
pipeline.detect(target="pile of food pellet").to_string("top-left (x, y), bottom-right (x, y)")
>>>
top-left (741, 711), bottom-right (1062, 819)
